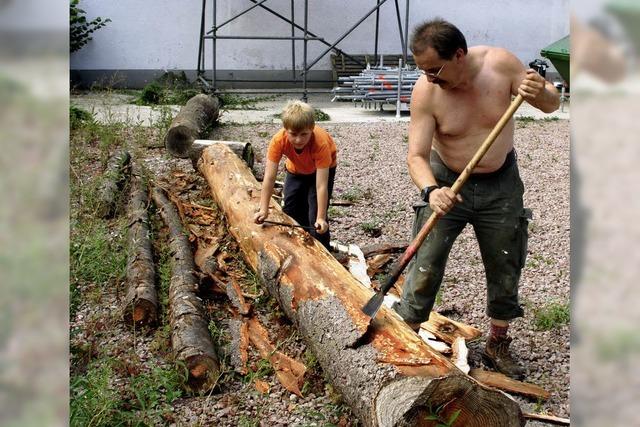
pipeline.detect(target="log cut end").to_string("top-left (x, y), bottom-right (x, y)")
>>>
top-left (185, 354), bottom-right (220, 392)
top-left (124, 299), bottom-right (157, 327)
top-left (165, 125), bottom-right (198, 158)
top-left (375, 375), bottom-right (524, 427)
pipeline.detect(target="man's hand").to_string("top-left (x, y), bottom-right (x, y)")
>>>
top-left (518, 69), bottom-right (546, 102)
top-left (429, 187), bottom-right (462, 216)
top-left (314, 218), bottom-right (329, 234)
top-left (254, 210), bottom-right (268, 224)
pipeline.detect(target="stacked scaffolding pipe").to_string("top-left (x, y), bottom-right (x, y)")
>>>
top-left (331, 65), bottom-right (420, 110)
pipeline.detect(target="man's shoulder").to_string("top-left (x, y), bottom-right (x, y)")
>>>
top-left (479, 46), bottom-right (521, 72)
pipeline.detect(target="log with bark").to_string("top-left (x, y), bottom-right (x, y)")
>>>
top-left (164, 94), bottom-right (220, 158)
top-left (151, 186), bottom-right (220, 392)
top-left (123, 164), bottom-right (157, 327)
top-left (189, 140), bottom-right (254, 170)
top-left (96, 150), bottom-right (131, 218)
top-left (198, 144), bottom-right (524, 427)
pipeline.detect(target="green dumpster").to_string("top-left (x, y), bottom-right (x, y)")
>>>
top-left (606, 0), bottom-right (640, 56)
top-left (540, 35), bottom-right (570, 85)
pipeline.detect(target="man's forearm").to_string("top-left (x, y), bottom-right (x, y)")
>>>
top-left (316, 187), bottom-right (328, 220)
top-left (408, 154), bottom-right (437, 191)
top-left (532, 83), bottom-right (560, 113)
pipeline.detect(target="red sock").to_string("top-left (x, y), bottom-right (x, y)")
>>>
top-left (489, 323), bottom-right (509, 340)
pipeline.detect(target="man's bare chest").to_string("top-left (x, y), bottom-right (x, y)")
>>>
top-left (433, 85), bottom-right (511, 139)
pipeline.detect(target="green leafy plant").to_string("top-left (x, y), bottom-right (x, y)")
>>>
top-left (314, 109), bottom-right (330, 121)
top-left (70, 0), bottom-right (111, 53)
top-left (70, 105), bottom-right (94, 130)
top-left (533, 301), bottom-right (569, 331)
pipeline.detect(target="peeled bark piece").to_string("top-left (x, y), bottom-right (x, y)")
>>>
top-left (228, 318), bottom-right (249, 375)
top-left (420, 312), bottom-right (482, 345)
top-left (522, 412), bottom-right (570, 426)
top-left (469, 368), bottom-right (551, 400)
top-left (123, 164), bottom-right (157, 327)
top-left (164, 94), bottom-right (219, 158)
top-left (198, 144), bottom-right (524, 427)
top-left (96, 150), bottom-right (131, 218)
top-left (151, 187), bottom-right (220, 392)
top-left (247, 317), bottom-right (306, 397)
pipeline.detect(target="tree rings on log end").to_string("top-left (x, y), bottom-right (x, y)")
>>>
top-left (185, 354), bottom-right (220, 392)
top-left (375, 376), bottom-right (524, 427)
top-left (124, 299), bottom-right (157, 328)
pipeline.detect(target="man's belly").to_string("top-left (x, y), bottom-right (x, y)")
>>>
top-left (433, 125), bottom-right (515, 173)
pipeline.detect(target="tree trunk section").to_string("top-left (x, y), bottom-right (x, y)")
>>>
top-left (198, 144), bottom-right (524, 427)
top-left (151, 187), bottom-right (220, 392)
top-left (123, 164), bottom-right (157, 327)
top-left (164, 94), bottom-right (219, 158)
top-left (189, 140), bottom-right (254, 170)
top-left (96, 150), bottom-right (131, 218)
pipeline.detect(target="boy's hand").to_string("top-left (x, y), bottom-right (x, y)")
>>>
top-left (254, 210), bottom-right (268, 224)
top-left (314, 218), bottom-right (329, 234)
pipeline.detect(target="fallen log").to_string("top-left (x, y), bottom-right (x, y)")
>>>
top-left (96, 149), bottom-right (131, 218)
top-left (123, 164), bottom-right (157, 327)
top-left (151, 187), bottom-right (220, 392)
top-left (189, 140), bottom-right (254, 170)
top-left (198, 144), bottom-right (524, 427)
top-left (164, 94), bottom-right (219, 158)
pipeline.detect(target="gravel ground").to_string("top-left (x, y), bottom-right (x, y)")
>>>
top-left (71, 114), bottom-right (569, 425)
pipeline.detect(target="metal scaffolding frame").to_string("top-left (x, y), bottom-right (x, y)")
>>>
top-left (196, 0), bottom-right (410, 100)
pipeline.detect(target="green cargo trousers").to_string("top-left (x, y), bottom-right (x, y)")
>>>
top-left (393, 150), bottom-right (530, 324)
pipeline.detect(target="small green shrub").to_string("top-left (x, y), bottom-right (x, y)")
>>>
top-left (138, 82), bottom-right (164, 105)
top-left (70, 105), bottom-right (94, 130)
top-left (314, 109), bottom-right (330, 121)
top-left (533, 302), bottom-right (569, 331)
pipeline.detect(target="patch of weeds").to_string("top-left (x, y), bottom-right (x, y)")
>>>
top-left (150, 104), bottom-right (175, 136)
top-left (208, 320), bottom-right (231, 348)
top-left (327, 206), bottom-right (345, 218)
top-left (135, 71), bottom-right (200, 106)
top-left (516, 116), bottom-right (536, 123)
top-left (128, 365), bottom-right (186, 417)
top-left (257, 130), bottom-right (270, 138)
top-left (138, 82), bottom-right (164, 105)
top-left (70, 104), bottom-right (94, 130)
top-left (402, 134), bottom-right (409, 144)
top-left (340, 186), bottom-right (365, 203)
top-left (542, 116), bottom-right (560, 122)
top-left (303, 349), bottom-right (319, 371)
top-left (360, 221), bottom-right (381, 237)
top-left (314, 109), bottom-right (330, 121)
top-left (243, 358), bottom-right (274, 384)
top-left (533, 301), bottom-right (569, 331)
top-left (149, 324), bottom-right (172, 356)
top-left (238, 415), bottom-right (260, 427)
top-left (435, 289), bottom-right (443, 306)
top-left (220, 93), bottom-right (278, 110)
top-left (70, 221), bottom-right (127, 287)
top-left (70, 360), bottom-right (124, 427)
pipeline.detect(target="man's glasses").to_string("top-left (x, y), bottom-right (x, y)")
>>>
top-left (420, 62), bottom-right (446, 79)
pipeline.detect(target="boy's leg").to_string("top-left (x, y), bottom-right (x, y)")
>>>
top-left (307, 167), bottom-right (335, 249)
top-left (283, 171), bottom-right (310, 227)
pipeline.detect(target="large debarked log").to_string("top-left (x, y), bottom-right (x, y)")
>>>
top-left (151, 187), bottom-right (220, 392)
top-left (164, 94), bottom-right (219, 158)
top-left (123, 164), bottom-right (157, 327)
top-left (198, 144), bottom-right (524, 427)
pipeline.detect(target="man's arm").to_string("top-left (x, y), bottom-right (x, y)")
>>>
top-left (407, 79), bottom-right (461, 216)
top-left (497, 48), bottom-right (559, 113)
top-left (314, 167), bottom-right (330, 234)
top-left (254, 159), bottom-right (278, 223)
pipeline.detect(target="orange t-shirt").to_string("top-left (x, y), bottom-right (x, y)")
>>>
top-left (266, 126), bottom-right (338, 175)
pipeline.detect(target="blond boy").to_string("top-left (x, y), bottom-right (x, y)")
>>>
top-left (254, 100), bottom-right (337, 248)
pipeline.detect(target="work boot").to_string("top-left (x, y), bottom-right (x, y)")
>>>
top-left (482, 336), bottom-right (526, 380)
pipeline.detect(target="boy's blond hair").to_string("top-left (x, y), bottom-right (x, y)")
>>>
top-left (281, 100), bottom-right (315, 131)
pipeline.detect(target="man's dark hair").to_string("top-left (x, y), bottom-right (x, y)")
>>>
top-left (410, 18), bottom-right (468, 59)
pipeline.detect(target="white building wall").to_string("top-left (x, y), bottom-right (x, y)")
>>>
top-left (70, 0), bottom-right (569, 81)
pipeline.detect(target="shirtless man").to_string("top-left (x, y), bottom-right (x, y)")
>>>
top-left (392, 19), bottom-right (559, 379)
